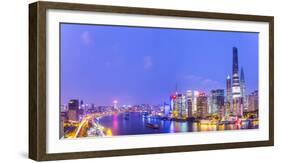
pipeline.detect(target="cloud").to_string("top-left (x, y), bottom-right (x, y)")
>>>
top-left (143, 56), bottom-right (152, 70)
top-left (183, 74), bottom-right (223, 90)
top-left (81, 31), bottom-right (92, 44)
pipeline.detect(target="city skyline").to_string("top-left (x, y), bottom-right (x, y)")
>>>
top-left (60, 23), bottom-right (258, 106)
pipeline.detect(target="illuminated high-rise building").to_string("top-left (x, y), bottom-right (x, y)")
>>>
top-left (163, 103), bottom-right (170, 117)
top-left (231, 47), bottom-right (243, 116)
top-left (186, 90), bottom-right (193, 118)
top-left (240, 67), bottom-right (247, 109)
top-left (197, 92), bottom-right (208, 118)
top-left (225, 75), bottom-right (232, 117)
top-left (192, 90), bottom-right (199, 116)
top-left (248, 90), bottom-right (258, 112)
top-left (67, 99), bottom-right (79, 121)
top-left (232, 47), bottom-right (241, 98)
top-left (210, 89), bottom-right (224, 115)
top-left (171, 94), bottom-right (187, 118)
top-left (170, 95), bottom-right (176, 113)
top-left (232, 97), bottom-right (243, 117)
top-left (226, 75), bottom-right (232, 103)
top-left (177, 94), bottom-right (187, 118)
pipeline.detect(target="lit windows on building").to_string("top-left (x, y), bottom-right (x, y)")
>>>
top-left (67, 99), bottom-right (79, 121)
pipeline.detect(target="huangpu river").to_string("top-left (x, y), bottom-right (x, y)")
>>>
top-left (98, 112), bottom-right (258, 136)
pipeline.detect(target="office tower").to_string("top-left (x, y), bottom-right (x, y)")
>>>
top-left (193, 90), bottom-right (199, 116)
top-left (170, 95), bottom-right (176, 114)
top-left (208, 95), bottom-right (212, 114)
top-left (186, 90), bottom-right (193, 118)
top-left (187, 99), bottom-right (192, 118)
top-left (197, 92), bottom-right (208, 118)
top-left (171, 94), bottom-right (187, 118)
top-left (240, 67), bottom-right (247, 109)
top-left (224, 75), bottom-right (232, 117)
top-left (248, 90), bottom-right (258, 112)
top-left (224, 101), bottom-right (231, 118)
top-left (177, 94), bottom-right (187, 118)
top-left (60, 111), bottom-right (67, 138)
top-left (210, 89), bottom-right (225, 115)
top-left (232, 47), bottom-right (241, 98)
top-left (67, 99), bottom-right (79, 121)
top-left (226, 75), bottom-right (232, 102)
top-left (231, 47), bottom-right (243, 116)
top-left (163, 103), bottom-right (170, 117)
top-left (232, 97), bottom-right (243, 117)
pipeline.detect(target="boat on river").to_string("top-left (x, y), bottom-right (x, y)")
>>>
top-left (146, 123), bottom-right (160, 129)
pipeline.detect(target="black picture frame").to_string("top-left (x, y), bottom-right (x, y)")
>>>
top-left (29, 1), bottom-right (274, 161)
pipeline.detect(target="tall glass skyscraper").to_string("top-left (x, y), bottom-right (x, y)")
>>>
top-left (240, 67), bottom-right (247, 107)
top-left (197, 93), bottom-right (208, 118)
top-left (225, 75), bottom-right (232, 117)
top-left (232, 47), bottom-right (241, 98)
top-left (226, 75), bottom-right (232, 103)
top-left (210, 89), bottom-right (225, 114)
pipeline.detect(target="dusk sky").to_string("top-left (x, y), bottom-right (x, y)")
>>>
top-left (60, 23), bottom-right (258, 106)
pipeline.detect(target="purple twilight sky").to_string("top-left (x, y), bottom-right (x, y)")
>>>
top-left (60, 23), bottom-right (258, 106)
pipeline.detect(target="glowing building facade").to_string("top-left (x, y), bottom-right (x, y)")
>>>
top-left (197, 92), bottom-right (208, 118)
top-left (67, 99), bottom-right (79, 121)
top-left (232, 47), bottom-right (241, 98)
top-left (210, 89), bottom-right (225, 115)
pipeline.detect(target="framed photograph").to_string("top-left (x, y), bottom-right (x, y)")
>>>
top-left (29, 1), bottom-right (274, 161)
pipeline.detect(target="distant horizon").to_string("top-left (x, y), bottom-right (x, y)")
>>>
top-left (60, 23), bottom-right (259, 106)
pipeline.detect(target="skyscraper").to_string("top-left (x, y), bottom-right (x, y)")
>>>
top-left (176, 94), bottom-right (187, 118)
top-left (171, 94), bottom-right (188, 118)
top-left (197, 92), bottom-right (208, 118)
top-left (210, 89), bottom-right (224, 114)
top-left (67, 99), bottom-right (79, 121)
top-left (225, 75), bottom-right (232, 117)
top-left (226, 75), bottom-right (232, 103)
top-left (231, 47), bottom-right (243, 116)
top-left (240, 67), bottom-right (247, 108)
top-left (163, 103), bottom-right (170, 117)
top-left (232, 47), bottom-right (241, 98)
top-left (248, 90), bottom-right (258, 112)
top-left (192, 90), bottom-right (199, 116)
top-left (186, 90), bottom-right (193, 118)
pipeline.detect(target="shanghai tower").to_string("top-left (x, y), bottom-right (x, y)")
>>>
top-left (232, 47), bottom-right (241, 98)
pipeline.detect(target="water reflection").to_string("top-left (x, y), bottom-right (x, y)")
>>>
top-left (98, 112), bottom-right (258, 136)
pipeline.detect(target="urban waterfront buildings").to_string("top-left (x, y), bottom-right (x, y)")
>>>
top-left (61, 46), bottom-right (259, 138)
top-left (166, 46), bottom-right (258, 120)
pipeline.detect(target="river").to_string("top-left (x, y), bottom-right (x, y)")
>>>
top-left (98, 112), bottom-right (258, 136)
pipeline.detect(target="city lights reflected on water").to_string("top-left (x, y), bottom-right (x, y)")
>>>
top-left (96, 112), bottom-right (258, 136)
